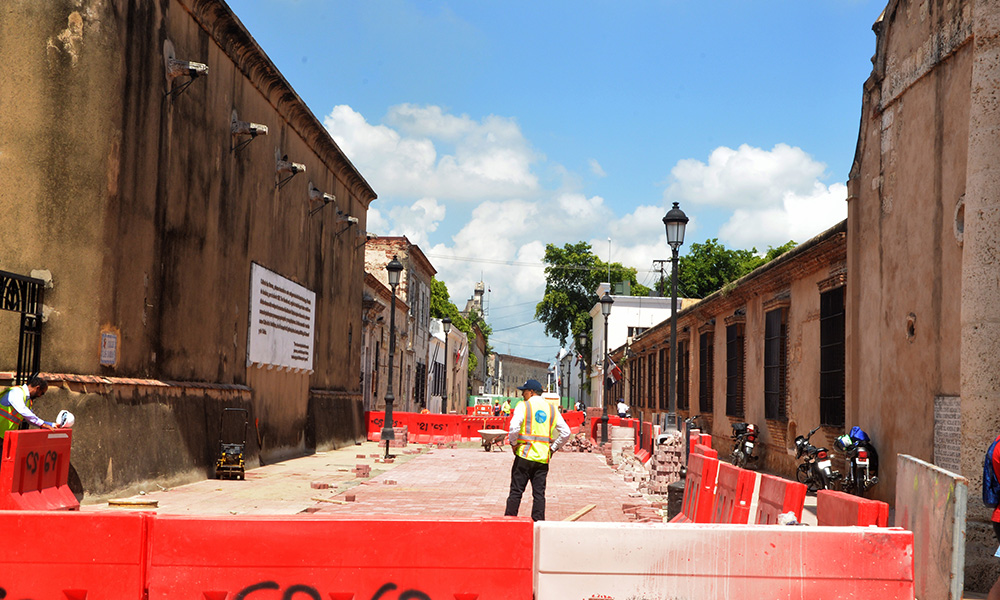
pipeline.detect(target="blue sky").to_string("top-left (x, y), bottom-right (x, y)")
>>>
top-left (230, 0), bottom-right (885, 362)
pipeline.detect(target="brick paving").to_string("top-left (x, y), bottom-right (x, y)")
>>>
top-left (83, 441), bottom-right (650, 522)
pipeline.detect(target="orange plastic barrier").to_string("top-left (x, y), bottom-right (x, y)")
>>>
top-left (0, 511), bottom-right (148, 598)
top-left (460, 416), bottom-right (511, 439)
top-left (755, 473), bottom-right (808, 524)
top-left (699, 433), bottom-right (712, 447)
top-left (145, 516), bottom-right (533, 600)
top-left (589, 415), bottom-right (623, 440)
top-left (641, 421), bottom-right (654, 453)
top-left (562, 410), bottom-right (585, 431)
top-left (365, 410), bottom-right (384, 441)
top-left (670, 452), bottom-right (719, 523)
top-left (711, 462), bottom-right (757, 524)
top-left (691, 443), bottom-right (718, 459)
top-left (816, 490), bottom-right (890, 527)
top-left (0, 429), bottom-right (79, 510)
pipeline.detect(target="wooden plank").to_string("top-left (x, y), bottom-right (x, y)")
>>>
top-left (562, 503), bottom-right (596, 522)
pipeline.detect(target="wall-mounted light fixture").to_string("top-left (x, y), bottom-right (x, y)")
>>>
top-left (231, 115), bottom-right (268, 152)
top-left (165, 58), bottom-right (208, 98)
top-left (308, 182), bottom-right (335, 216)
top-left (276, 153), bottom-right (306, 189)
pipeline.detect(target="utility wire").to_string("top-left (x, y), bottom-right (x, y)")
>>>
top-left (491, 319), bottom-right (539, 332)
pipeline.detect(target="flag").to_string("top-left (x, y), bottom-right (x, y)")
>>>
top-left (606, 359), bottom-right (622, 385)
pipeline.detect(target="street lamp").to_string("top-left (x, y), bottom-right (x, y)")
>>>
top-left (663, 202), bottom-right (689, 433)
top-left (576, 331), bottom-right (587, 410)
top-left (600, 291), bottom-right (614, 444)
top-left (382, 255), bottom-right (404, 458)
top-left (442, 317), bottom-right (452, 415)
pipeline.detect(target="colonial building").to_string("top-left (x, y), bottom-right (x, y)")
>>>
top-left (589, 283), bottom-right (692, 412)
top-left (621, 221), bottom-right (847, 481)
top-left (494, 354), bottom-right (551, 398)
top-left (845, 0), bottom-right (1000, 588)
top-left (361, 273), bottom-right (409, 414)
top-left (0, 0), bottom-right (374, 497)
top-left (364, 237), bottom-right (435, 414)
top-left (429, 318), bottom-right (469, 414)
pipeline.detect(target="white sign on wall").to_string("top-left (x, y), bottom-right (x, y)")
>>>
top-left (247, 263), bottom-right (316, 372)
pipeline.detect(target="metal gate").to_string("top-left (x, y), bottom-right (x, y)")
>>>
top-left (0, 270), bottom-right (44, 385)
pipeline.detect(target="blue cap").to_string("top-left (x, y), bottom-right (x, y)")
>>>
top-left (517, 379), bottom-right (543, 392)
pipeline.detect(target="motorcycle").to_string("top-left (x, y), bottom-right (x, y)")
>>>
top-left (794, 425), bottom-right (841, 492)
top-left (729, 422), bottom-right (759, 469)
top-left (834, 426), bottom-right (879, 496)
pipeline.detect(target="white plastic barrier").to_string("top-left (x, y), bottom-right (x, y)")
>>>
top-left (534, 522), bottom-right (915, 600)
top-left (895, 454), bottom-right (968, 600)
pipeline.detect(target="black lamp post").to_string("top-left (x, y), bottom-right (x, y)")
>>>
top-left (663, 202), bottom-right (689, 433)
top-left (600, 291), bottom-right (614, 444)
top-left (576, 331), bottom-right (587, 410)
top-left (442, 317), bottom-right (452, 414)
top-left (382, 255), bottom-right (403, 458)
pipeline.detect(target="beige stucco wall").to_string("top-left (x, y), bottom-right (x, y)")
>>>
top-left (848, 0), bottom-right (969, 503)
top-left (0, 0), bottom-right (374, 490)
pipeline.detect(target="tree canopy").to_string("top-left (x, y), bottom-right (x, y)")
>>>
top-left (673, 238), bottom-right (797, 299)
top-left (534, 241), bottom-right (650, 354)
top-left (429, 277), bottom-right (490, 376)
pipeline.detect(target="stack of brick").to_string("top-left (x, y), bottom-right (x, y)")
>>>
top-left (352, 464), bottom-right (371, 478)
top-left (647, 432), bottom-right (684, 494)
top-left (388, 426), bottom-right (408, 448)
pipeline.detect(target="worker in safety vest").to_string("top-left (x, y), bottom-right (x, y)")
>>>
top-left (504, 379), bottom-right (570, 521)
top-left (0, 376), bottom-right (57, 446)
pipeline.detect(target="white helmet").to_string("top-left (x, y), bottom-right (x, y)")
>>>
top-left (55, 410), bottom-right (75, 428)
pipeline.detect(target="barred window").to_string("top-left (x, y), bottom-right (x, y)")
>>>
top-left (726, 323), bottom-right (745, 418)
top-left (764, 307), bottom-right (788, 420)
top-left (699, 332), bottom-right (714, 414)
top-left (819, 287), bottom-right (846, 427)
top-left (677, 339), bottom-right (690, 411)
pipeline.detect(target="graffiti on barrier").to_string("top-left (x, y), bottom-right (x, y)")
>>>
top-left (233, 581), bottom-right (432, 600)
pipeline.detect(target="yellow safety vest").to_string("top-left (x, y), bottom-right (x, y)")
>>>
top-left (515, 396), bottom-right (556, 464)
top-left (0, 386), bottom-right (29, 437)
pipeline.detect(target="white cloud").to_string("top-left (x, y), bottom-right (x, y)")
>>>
top-left (386, 198), bottom-right (446, 247)
top-left (719, 182), bottom-right (848, 249)
top-left (324, 104), bottom-right (539, 201)
top-left (589, 158), bottom-right (606, 177)
top-left (665, 143), bottom-right (846, 249)
top-left (666, 143), bottom-right (826, 208)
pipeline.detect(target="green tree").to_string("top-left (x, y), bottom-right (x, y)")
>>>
top-left (534, 242), bottom-right (649, 352)
top-left (672, 238), bottom-right (797, 299)
top-left (429, 277), bottom-right (483, 377)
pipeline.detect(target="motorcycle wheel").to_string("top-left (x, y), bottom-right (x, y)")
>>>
top-left (732, 449), bottom-right (745, 469)
top-left (796, 463), bottom-right (812, 485)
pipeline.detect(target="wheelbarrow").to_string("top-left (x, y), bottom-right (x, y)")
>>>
top-left (479, 429), bottom-right (508, 452)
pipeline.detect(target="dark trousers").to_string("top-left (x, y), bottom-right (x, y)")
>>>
top-left (505, 454), bottom-right (549, 521)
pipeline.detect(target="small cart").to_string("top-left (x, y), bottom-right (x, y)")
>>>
top-left (215, 407), bottom-right (249, 480)
top-left (479, 429), bottom-right (508, 452)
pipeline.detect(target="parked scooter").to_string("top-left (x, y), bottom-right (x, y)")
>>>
top-left (834, 426), bottom-right (880, 496)
top-left (794, 426), bottom-right (841, 493)
top-left (729, 422), bottom-right (759, 469)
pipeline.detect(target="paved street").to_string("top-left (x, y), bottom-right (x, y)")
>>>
top-left (82, 441), bottom-right (650, 522)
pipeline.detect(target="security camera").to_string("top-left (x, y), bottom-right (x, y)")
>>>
top-left (277, 156), bottom-right (306, 175)
top-left (338, 213), bottom-right (359, 225)
top-left (232, 120), bottom-right (268, 137)
top-left (167, 58), bottom-right (208, 80)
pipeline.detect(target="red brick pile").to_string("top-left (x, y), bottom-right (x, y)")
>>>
top-left (387, 426), bottom-right (408, 448)
top-left (352, 464), bottom-right (371, 478)
top-left (563, 433), bottom-right (596, 452)
top-left (621, 499), bottom-right (664, 522)
top-left (647, 432), bottom-right (684, 494)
